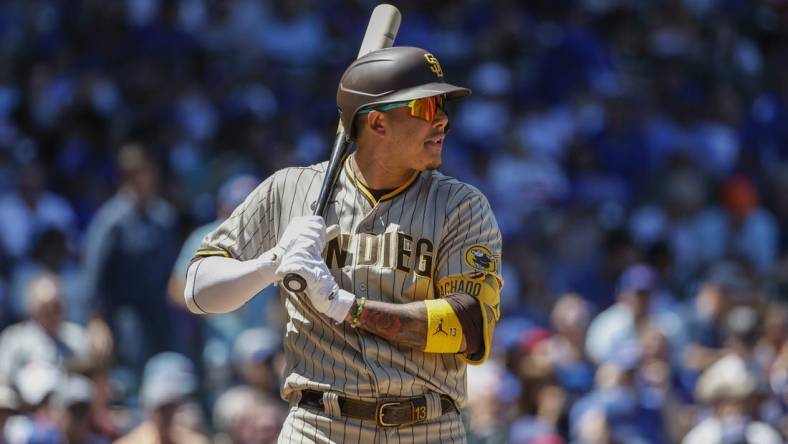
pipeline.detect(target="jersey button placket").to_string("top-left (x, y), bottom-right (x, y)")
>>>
top-left (356, 211), bottom-right (376, 234)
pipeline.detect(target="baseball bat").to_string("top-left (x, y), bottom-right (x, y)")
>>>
top-left (284, 4), bottom-right (401, 292)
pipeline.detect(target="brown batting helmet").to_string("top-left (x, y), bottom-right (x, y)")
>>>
top-left (337, 46), bottom-right (471, 140)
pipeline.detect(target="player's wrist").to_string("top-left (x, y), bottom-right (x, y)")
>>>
top-left (326, 288), bottom-right (355, 323)
top-left (345, 299), bottom-right (358, 323)
top-left (253, 248), bottom-right (282, 283)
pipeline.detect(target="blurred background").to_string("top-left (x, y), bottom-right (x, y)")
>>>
top-left (0, 0), bottom-right (785, 443)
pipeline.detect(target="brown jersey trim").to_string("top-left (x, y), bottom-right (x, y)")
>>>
top-left (343, 159), bottom-right (376, 206)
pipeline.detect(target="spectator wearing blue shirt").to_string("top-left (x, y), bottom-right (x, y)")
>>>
top-left (82, 144), bottom-right (179, 374)
top-left (0, 162), bottom-right (77, 260)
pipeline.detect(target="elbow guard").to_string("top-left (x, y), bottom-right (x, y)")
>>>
top-left (435, 274), bottom-right (501, 364)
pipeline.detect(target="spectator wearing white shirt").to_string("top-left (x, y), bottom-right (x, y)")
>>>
top-left (0, 275), bottom-right (103, 385)
top-left (0, 384), bottom-right (17, 444)
top-left (586, 264), bottom-right (657, 365)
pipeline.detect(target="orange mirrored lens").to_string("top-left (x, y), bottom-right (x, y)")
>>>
top-left (408, 96), bottom-right (444, 121)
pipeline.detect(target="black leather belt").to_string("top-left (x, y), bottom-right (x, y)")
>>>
top-left (298, 390), bottom-right (457, 427)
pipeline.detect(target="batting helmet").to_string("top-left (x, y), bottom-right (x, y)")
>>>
top-left (337, 46), bottom-right (471, 140)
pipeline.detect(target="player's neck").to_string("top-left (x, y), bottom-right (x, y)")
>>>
top-left (351, 149), bottom-right (416, 191)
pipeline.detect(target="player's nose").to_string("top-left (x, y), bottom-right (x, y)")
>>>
top-left (433, 108), bottom-right (448, 131)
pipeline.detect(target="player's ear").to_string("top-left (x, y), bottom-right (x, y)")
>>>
top-left (366, 111), bottom-right (387, 137)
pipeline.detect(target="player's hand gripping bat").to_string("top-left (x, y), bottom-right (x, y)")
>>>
top-left (283, 4), bottom-right (401, 292)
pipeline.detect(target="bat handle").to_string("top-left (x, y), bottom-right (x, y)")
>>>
top-left (283, 273), bottom-right (307, 292)
top-left (285, 132), bottom-right (348, 294)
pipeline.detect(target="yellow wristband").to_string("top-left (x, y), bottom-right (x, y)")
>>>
top-left (423, 299), bottom-right (463, 353)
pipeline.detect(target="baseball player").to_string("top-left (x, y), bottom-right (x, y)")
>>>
top-left (185, 46), bottom-right (502, 443)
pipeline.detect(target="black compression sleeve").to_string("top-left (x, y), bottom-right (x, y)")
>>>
top-left (444, 293), bottom-right (483, 355)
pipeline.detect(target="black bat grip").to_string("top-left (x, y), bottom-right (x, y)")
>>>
top-left (313, 129), bottom-right (350, 217)
top-left (283, 129), bottom-right (350, 293)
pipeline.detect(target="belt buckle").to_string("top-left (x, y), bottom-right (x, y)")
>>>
top-left (377, 401), bottom-right (401, 427)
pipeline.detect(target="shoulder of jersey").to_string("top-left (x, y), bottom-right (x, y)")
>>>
top-left (266, 161), bottom-right (329, 184)
top-left (276, 161), bottom-right (329, 174)
top-left (426, 170), bottom-right (490, 208)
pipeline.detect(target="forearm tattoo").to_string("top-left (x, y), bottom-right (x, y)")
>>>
top-left (356, 300), bottom-right (428, 349)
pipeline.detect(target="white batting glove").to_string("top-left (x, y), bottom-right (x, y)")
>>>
top-left (275, 241), bottom-right (353, 323)
top-left (270, 216), bottom-right (327, 265)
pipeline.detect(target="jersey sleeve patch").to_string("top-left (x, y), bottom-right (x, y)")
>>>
top-left (464, 244), bottom-right (498, 274)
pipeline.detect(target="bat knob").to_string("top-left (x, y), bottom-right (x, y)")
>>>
top-left (284, 274), bottom-right (307, 292)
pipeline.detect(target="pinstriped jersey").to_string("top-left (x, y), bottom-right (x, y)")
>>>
top-left (194, 157), bottom-right (502, 408)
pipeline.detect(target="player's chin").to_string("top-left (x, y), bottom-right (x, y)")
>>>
top-left (423, 156), bottom-right (442, 171)
top-left (422, 144), bottom-right (443, 170)
top-left (424, 162), bottom-right (442, 171)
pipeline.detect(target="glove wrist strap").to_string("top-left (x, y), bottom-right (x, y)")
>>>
top-left (253, 248), bottom-right (282, 284)
top-left (326, 288), bottom-right (356, 323)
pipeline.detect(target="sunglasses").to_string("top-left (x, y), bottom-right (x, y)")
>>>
top-left (359, 95), bottom-right (447, 122)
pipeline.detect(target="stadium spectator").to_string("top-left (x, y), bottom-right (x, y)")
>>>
top-left (683, 354), bottom-right (782, 444)
top-left (0, 384), bottom-right (17, 444)
top-left (0, 162), bottom-right (77, 259)
top-left (586, 264), bottom-right (659, 364)
top-left (465, 361), bottom-right (514, 444)
top-left (719, 175), bottom-right (778, 273)
top-left (10, 361), bottom-right (62, 444)
top-left (543, 293), bottom-right (595, 397)
top-left (0, 275), bottom-right (96, 385)
top-left (211, 385), bottom-right (287, 444)
top-left (50, 375), bottom-right (110, 444)
top-left (8, 228), bottom-right (87, 326)
top-left (231, 327), bottom-right (285, 399)
top-left (114, 352), bottom-right (209, 444)
top-left (683, 263), bottom-right (751, 374)
top-left (82, 144), bottom-right (179, 373)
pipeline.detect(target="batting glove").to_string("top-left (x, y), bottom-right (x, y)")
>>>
top-left (275, 242), bottom-right (353, 323)
top-left (270, 216), bottom-right (328, 265)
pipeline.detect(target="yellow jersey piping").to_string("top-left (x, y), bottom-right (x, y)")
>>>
top-left (194, 249), bottom-right (231, 258)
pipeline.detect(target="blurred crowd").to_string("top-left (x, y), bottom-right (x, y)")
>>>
top-left (0, 0), bottom-right (785, 443)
